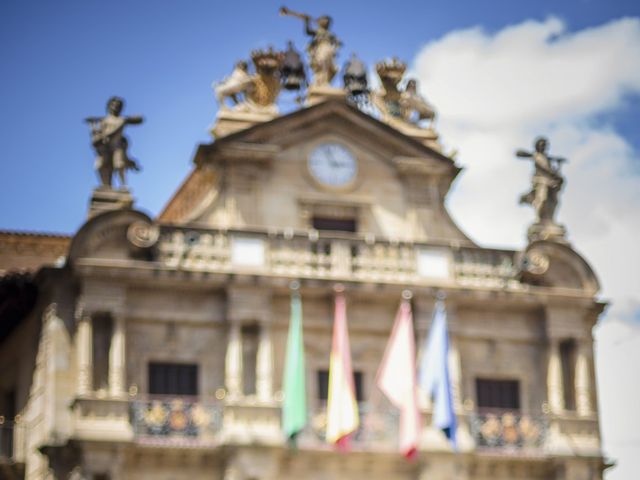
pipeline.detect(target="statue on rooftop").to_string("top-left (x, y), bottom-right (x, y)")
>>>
top-left (214, 48), bottom-right (285, 114)
top-left (373, 58), bottom-right (436, 127)
top-left (399, 79), bottom-right (436, 124)
top-left (85, 97), bottom-right (143, 189)
top-left (214, 61), bottom-right (253, 108)
top-left (280, 7), bottom-right (342, 87)
top-left (517, 136), bottom-right (566, 224)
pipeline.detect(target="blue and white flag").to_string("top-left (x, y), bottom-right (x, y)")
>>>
top-left (418, 300), bottom-right (457, 448)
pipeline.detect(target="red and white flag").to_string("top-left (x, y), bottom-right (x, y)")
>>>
top-left (326, 290), bottom-right (360, 449)
top-left (376, 297), bottom-right (420, 458)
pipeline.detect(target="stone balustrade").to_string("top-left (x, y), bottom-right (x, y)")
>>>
top-left (157, 226), bottom-right (519, 288)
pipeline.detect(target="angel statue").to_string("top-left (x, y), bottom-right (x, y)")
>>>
top-left (280, 6), bottom-right (342, 87)
top-left (517, 136), bottom-right (566, 224)
top-left (85, 97), bottom-right (143, 189)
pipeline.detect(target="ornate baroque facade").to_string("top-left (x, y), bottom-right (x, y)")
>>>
top-left (0, 14), bottom-right (606, 480)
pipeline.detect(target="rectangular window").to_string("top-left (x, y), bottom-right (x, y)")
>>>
top-left (242, 324), bottom-right (259, 395)
top-left (476, 378), bottom-right (520, 411)
top-left (317, 369), bottom-right (364, 402)
top-left (560, 339), bottom-right (577, 411)
top-left (148, 363), bottom-right (198, 396)
top-left (312, 217), bottom-right (357, 233)
top-left (92, 314), bottom-right (113, 391)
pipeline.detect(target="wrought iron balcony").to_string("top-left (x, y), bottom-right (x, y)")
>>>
top-left (131, 397), bottom-right (223, 446)
top-left (297, 403), bottom-right (400, 451)
top-left (470, 411), bottom-right (547, 451)
top-left (156, 226), bottom-right (519, 288)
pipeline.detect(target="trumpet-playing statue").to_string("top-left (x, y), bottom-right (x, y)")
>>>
top-left (280, 6), bottom-right (341, 87)
top-left (517, 136), bottom-right (566, 224)
top-left (85, 97), bottom-right (144, 189)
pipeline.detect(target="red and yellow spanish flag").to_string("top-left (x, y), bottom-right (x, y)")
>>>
top-left (326, 290), bottom-right (359, 448)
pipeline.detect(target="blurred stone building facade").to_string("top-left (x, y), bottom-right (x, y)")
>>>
top-left (0, 31), bottom-right (606, 480)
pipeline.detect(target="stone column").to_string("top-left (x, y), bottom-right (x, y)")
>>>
top-left (225, 321), bottom-right (243, 398)
top-left (547, 339), bottom-right (564, 414)
top-left (109, 314), bottom-right (126, 398)
top-left (77, 315), bottom-right (93, 396)
top-left (575, 340), bottom-right (593, 416)
top-left (256, 320), bottom-right (274, 402)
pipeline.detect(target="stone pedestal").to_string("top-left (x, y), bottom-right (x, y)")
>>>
top-left (305, 84), bottom-right (345, 106)
top-left (527, 221), bottom-right (567, 243)
top-left (210, 108), bottom-right (278, 138)
top-left (88, 188), bottom-right (133, 218)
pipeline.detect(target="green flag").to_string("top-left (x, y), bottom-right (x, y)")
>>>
top-left (282, 291), bottom-right (307, 442)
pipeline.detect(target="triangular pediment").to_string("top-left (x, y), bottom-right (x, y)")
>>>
top-left (159, 98), bottom-right (472, 246)
top-left (196, 98), bottom-right (457, 172)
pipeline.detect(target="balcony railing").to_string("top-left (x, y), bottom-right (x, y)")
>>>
top-left (119, 396), bottom-right (556, 455)
top-left (156, 226), bottom-right (519, 288)
top-left (470, 412), bottom-right (547, 451)
top-left (298, 403), bottom-right (400, 450)
top-left (131, 397), bottom-right (223, 445)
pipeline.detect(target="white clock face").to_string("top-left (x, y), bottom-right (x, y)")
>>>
top-left (308, 143), bottom-right (357, 187)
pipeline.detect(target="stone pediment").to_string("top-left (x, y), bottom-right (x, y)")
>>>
top-left (159, 98), bottom-right (468, 247)
top-left (194, 98), bottom-right (457, 174)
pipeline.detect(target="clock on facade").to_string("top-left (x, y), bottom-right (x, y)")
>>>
top-left (308, 143), bottom-right (357, 187)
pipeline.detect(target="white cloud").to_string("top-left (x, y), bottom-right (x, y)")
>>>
top-left (412, 17), bottom-right (640, 480)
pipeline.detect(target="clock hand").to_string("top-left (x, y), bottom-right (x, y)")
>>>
top-left (326, 149), bottom-right (340, 168)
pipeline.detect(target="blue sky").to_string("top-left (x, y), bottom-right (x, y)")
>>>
top-left (2, 1), bottom-right (640, 478)
top-left (1, 0), bottom-right (639, 233)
